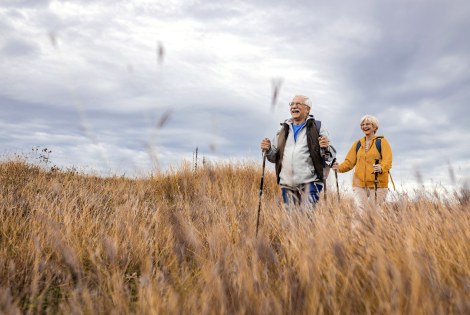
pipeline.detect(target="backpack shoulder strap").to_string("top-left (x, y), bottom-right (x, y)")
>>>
top-left (355, 137), bottom-right (384, 157)
top-left (355, 140), bottom-right (361, 154)
top-left (315, 120), bottom-right (321, 134)
top-left (375, 136), bottom-right (383, 158)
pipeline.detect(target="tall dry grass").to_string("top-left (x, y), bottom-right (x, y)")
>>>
top-left (0, 158), bottom-right (469, 314)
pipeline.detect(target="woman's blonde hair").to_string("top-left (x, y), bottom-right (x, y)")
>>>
top-left (360, 115), bottom-right (379, 133)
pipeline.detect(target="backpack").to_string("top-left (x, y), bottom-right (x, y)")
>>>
top-left (355, 137), bottom-right (395, 190)
top-left (355, 136), bottom-right (383, 157)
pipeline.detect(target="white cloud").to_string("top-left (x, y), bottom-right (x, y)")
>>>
top-left (1, 0), bottom-right (469, 191)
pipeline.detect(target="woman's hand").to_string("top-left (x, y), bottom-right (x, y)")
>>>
top-left (373, 163), bottom-right (382, 173)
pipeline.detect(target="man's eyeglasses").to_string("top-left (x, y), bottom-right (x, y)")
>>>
top-left (289, 102), bottom-right (307, 107)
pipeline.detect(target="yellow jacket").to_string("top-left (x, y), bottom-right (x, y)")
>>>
top-left (338, 136), bottom-right (392, 188)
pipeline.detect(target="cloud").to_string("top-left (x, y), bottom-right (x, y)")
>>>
top-left (1, 0), bottom-right (50, 8)
top-left (1, 37), bottom-right (39, 57)
top-left (0, 0), bottom-right (469, 190)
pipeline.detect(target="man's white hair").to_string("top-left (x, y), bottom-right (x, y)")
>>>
top-left (294, 95), bottom-right (312, 108)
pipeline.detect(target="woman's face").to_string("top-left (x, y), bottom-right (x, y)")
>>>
top-left (360, 120), bottom-right (376, 136)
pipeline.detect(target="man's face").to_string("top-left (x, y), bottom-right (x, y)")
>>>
top-left (290, 96), bottom-right (310, 122)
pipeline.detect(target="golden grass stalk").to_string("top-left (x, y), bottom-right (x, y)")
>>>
top-left (0, 159), bottom-right (469, 314)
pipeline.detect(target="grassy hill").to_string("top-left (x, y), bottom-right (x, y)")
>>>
top-left (0, 158), bottom-right (469, 314)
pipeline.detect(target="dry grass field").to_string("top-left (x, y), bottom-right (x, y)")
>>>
top-left (0, 157), bottom-right (469, 314)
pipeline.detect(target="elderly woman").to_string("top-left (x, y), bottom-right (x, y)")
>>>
top-left (333, 115), bottom-right (392, 211)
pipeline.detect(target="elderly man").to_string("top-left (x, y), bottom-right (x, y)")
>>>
top-left (260, 95), bottom-right (335, 206)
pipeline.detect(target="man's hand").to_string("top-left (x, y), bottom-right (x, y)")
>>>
top-left (332, 162), bottom-right (339, 171)
top-left (318, 136), bottom-right (329, 148)
top-left (260, 138), bottom-right (271, 152)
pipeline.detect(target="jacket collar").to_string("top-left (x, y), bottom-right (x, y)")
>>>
top-left (284, 114), bottom-right (315, 125)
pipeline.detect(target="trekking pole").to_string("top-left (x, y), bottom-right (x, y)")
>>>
top-left (332, 158), bottom-right (340, 202)
top-left (374, 159), bottom-right (379, 203)
top-left (320, 148), bottom-right (327, 201)
top-left (256, 151), bottom-right (267, 237)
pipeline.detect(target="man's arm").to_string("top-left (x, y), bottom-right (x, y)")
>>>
top-left (265, 134), bottom-right (279, 163)
top-left (260, 128), bottom-right (281, 163)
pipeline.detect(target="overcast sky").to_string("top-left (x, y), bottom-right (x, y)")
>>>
top-left (1, 0), bottom-right (469, 192)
